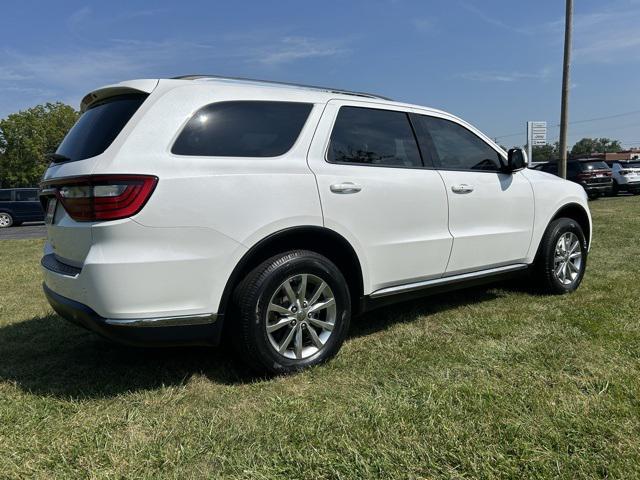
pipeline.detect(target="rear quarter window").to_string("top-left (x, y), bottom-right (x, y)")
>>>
top-left (15, 190), bottom-right (39, 201)
top-left (0, 190), bottom-right (12, 201)
top-left (172, 101), bottom-right (313, 157)
top-left (56, 93), bottom-right (148, 163)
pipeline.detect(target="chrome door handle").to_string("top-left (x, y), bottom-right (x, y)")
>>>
top-left (451, 184), bottom-right (474, 194)
top-left (330, 182), bottom-right (362, 194)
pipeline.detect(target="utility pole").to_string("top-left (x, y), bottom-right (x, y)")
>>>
top-left (559, 0), bottom-right (573, 179)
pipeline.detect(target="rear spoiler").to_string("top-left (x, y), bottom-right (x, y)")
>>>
top-left (80, 79), bottom-right (159, 112)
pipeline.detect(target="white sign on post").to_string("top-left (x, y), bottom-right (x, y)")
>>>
top-left (527, 121), bottom-right (548, 164)
top-left (531, 121), bottom-right (547, 146)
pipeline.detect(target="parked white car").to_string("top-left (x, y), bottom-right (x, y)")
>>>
top-left (40, 76), bottom-right (592, 373)
top-left (606, 160), bottom-right (640, 195)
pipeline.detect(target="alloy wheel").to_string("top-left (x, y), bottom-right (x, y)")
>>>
top-left (0, 213), bottom-right (12, 228)
top-left (265, 273), bottom-right (337, 360)
top-left (553, 232), bottom-right (582, 285)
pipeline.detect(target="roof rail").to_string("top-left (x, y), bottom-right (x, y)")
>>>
top-left (171, 74), bottom-right (392, 101)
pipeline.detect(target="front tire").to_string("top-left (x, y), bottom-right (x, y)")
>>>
top-left (232, 250), bottom-right (351, 375)
top-left (0, 212), bottom-right (13, 228)
top-left (532, 217), bottom-right (588, 294)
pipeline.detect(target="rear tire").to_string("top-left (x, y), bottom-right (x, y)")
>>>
top-left (232, 250), bottom-right (351, 375)
top-left (532, 217), bottom-right (587, 294)
top-left (0, 212), bottom-right (13, 228)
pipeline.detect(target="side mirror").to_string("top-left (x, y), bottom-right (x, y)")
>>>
top-left (506, 148), bottom-right (528, 173)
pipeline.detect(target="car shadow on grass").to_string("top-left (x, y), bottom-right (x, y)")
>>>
top-left (0, 283), bottom-right (520, 399)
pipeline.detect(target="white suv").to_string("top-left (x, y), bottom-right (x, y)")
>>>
top-left (40, 76), bottom-right (592, 373)
top-left (606, 160), bottom-right (640, 195)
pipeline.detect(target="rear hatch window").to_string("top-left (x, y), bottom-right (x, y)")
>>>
top-left (581, 161), bottom-right (609, 170)
top-left (54, 93), bottom-right (148, 163)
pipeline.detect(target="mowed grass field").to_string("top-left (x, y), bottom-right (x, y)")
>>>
top-left (1, 197), bottom-right (639, 479)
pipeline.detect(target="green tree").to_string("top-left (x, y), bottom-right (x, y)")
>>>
top-left (531, 142), bottom-right (560, 162)
top-left (570, 137), bottom-right (622, 158)
top-left (0, 102), bottom-right (78, 187)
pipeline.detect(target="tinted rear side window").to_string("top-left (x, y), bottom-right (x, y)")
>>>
top-left (568, 162), bottom-right (581, 174)
top-left (15, 190), bottom-right (38, 201)
top-left (172, 101), bottom-right (313, 157)
top-left (327, 106), bottom-right (422, 167)
top-left (0, 190), bottom-right (12, 201)
top-left (56, 94), bottom-right (148, 163)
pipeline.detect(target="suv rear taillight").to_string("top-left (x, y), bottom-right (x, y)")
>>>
top-left (41, 175), bottom-right (158, 222)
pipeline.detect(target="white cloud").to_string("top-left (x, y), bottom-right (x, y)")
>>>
top-left (67, 6), bottom-right (91, 29)
top-left (459, 2), bottom-right (525, 34)
top-left (0, 34), bottom-right (350, 116)
top-left (258, 37), bottom-right (348, 66)
top-left (543, 1), bottom-right (640, 63)
top-left (457, 67), bottom-right (552, 83)
top-left (0, 68), bottom-right (30, 81)
top-left (413, 18), bottom-right (436, 33)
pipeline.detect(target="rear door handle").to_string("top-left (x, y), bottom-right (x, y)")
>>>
top-left (330, 182), bottom-right (362, 194)
top-left (451, 184), bottom-right (474, 194)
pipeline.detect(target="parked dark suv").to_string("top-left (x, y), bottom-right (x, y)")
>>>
top-left (0, 188), bottom-right (44, 227)
top-left (534, 159), bottom-right (613, 199)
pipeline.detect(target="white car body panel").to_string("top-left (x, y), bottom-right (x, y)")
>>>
top-left (307, 99), bottom-right (452, 293)
top-left (438, 169), bottom-right (534, 275)
top-left (521, 168), bottom-right (592, 260)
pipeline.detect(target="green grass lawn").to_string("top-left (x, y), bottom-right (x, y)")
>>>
top-left (1, 197), bottom-right (639, 479)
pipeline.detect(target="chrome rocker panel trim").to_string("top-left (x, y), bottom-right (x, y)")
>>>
top-left (369, 264), bottom-right (529, 299)
top-left (104, 313), bottom-right (217, 328)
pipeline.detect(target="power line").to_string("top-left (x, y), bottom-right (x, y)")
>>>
top-left (494, 108), bottom-right (640, 139)
top-left (563, 109), bottom-right (640, 125)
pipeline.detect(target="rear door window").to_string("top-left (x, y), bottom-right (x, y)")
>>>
top-left (172, 101), bottom-right (313, 157)
top-left (0, 190), bottom-right (13, 201)
top-left (56, 94), bottom-right (148, 163)
top-left (327, 106), bottom-right (422, 167)
top-left (15, 190), bottom-right (39, 201)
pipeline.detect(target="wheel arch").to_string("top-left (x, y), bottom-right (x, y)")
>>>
top-left (549, 202), bottom-right (591, 247)
top-left (217, 226), bottom-right (365, 317)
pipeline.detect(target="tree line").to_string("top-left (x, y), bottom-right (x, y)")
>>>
top-left (0, 102), bottom-right (628, 188)
top-left (0, 103), bottom-right (78, 188)
top-left (529, 138), bottom-right (623, 163)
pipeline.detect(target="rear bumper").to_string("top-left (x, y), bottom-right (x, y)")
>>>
top-left (41, 219), bottom-right (246, 321)
top-left (620, 181), bottom-right (640, 192)
top-left (43, 283), bottom-right (224, 347)
top-left (582, 183), bottom-right (612, 194)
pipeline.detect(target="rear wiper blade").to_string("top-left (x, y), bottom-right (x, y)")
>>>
top-left (46, 153), bottom-right (72, 164)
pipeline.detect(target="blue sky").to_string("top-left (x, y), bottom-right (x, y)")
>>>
top-left (1, 0), bottom-right (639, 148)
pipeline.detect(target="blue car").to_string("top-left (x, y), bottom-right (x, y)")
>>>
top-left (0, 188), bottom-right (44, 228)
